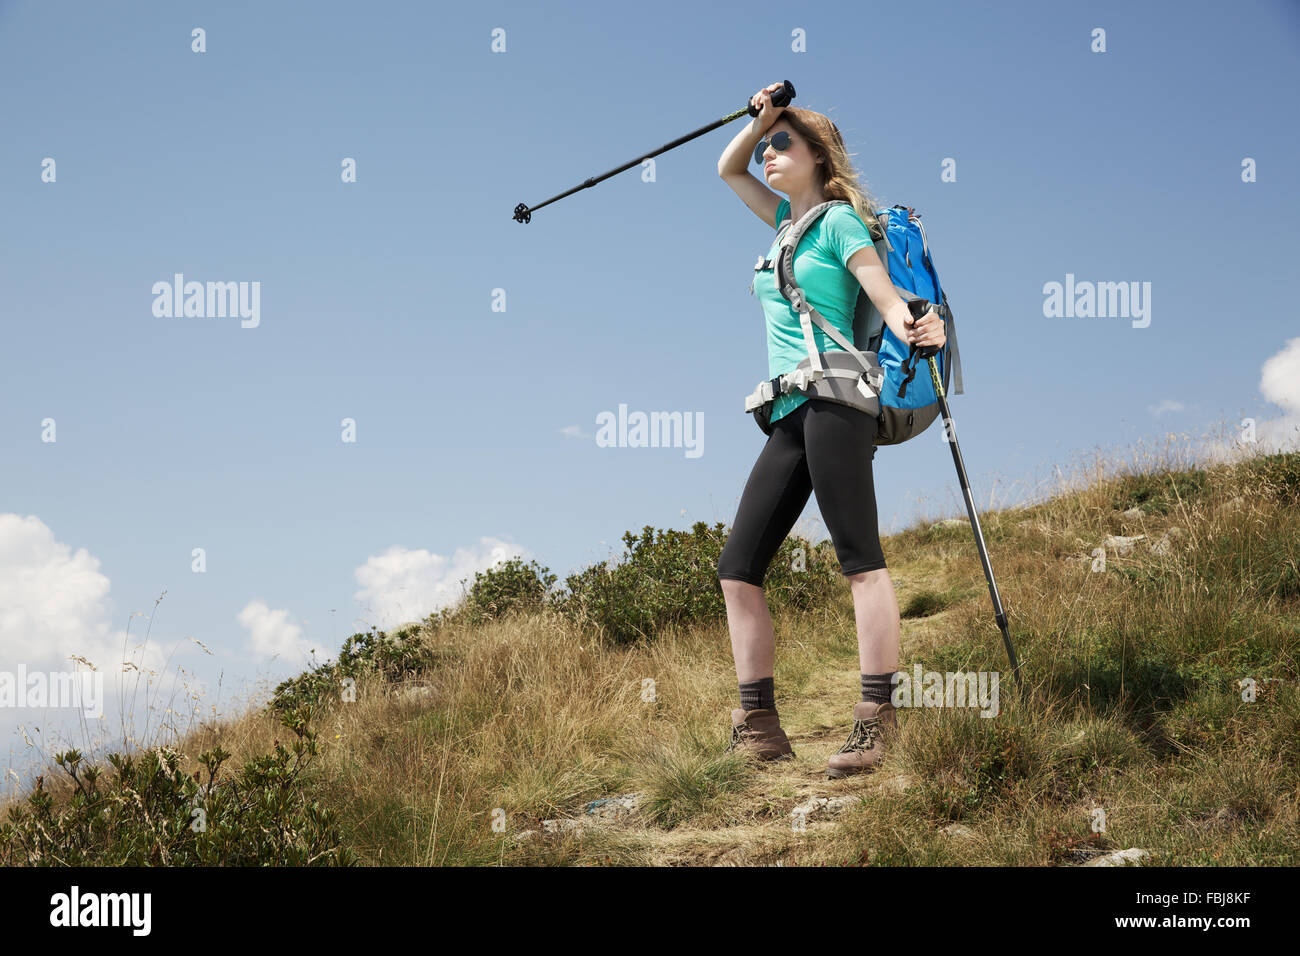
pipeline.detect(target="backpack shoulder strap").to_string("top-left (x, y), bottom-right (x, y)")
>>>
top-left (774, 200), bottom-right (845, 301)
top-left (772, 200), bottom-right (896, 380)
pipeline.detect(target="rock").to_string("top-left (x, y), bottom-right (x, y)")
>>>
top-left (397, 683), bottom-right (436, 701)
top-left (1102, 534), bottom-right (1146, 555)
top-left (541, 817), bottom-right (590, 835)
top-left (1122, 507), bottom-right (1145, 519)
top-left (1083, 847), bottom-right (1150, 867)
top-left (930, 518), bottom-right (968, 530)
top-left (940, 823), bottom-right (974, 838)
top-left (583, 792), bottom-right (644, 822)
top-left (790, 795), bottom-right (861, 824)
top-left (529, 792), bottom-right (646, 838)
top-left (1149, 526), bottom-right (1187, 556)
top-left (1223, 496), bottom-right (1245, 512)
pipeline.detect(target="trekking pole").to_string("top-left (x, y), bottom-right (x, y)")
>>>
top-left (909, 300), bottom-right (1024, 693)
top-left (512, 81), bottom-right (796, 223)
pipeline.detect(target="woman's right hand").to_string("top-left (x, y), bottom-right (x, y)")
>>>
top-left (750, 82), bottom-right (787, 133)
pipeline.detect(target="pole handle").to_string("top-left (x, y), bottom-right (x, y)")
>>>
top-left (747, 80), bottom-right (796, 117)
top-left (905, 298), bottom-right (941, 359)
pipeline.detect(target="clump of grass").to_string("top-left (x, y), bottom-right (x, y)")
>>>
top-left (638, 749), bottom-right (753, 831)
top-left (901, 588), bottom-right (949, 618)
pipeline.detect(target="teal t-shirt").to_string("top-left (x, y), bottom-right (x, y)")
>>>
top-left (752, 198), bottom-right (876, 425)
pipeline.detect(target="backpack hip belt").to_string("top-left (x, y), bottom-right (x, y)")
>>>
top-left (744, 208), bottom-right (887, 426)
top-left (743, 339), bottom-right (886, 416)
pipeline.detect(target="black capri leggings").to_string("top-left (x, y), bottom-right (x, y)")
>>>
top-left (717, 398), bottom-right (887, 586)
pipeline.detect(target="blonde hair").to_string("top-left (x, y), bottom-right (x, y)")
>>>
top-left (778, 107), bottom-right (886, 239)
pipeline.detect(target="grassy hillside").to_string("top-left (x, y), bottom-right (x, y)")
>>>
top-left (5, 446), bottom-right (1298, 866)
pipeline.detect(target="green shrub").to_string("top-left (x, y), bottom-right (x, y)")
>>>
top-left (1238, 451), bottom-right (1300, 505)
top-left (1111, 468), bottom-right (1207, 515)
top-left (269, 625), bottom-right (438, 712)
top-left (0, 708), bottom-right (352, 866)
top-left (555, 521), bottom-right (840, 644)
top-left (433, 557), bottom-right (558, 628)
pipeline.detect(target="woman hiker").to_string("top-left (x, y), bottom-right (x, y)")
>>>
top-left (715, 82), bottom-right (947, 778)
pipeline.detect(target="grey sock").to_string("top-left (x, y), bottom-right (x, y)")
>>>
top-left (739, 676), bottom-right (776, 712)
top-left (860, 672), bottom-right (896, 706)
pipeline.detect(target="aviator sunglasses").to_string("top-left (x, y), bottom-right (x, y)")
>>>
top-left (753, 130), bottom-right (792, 167)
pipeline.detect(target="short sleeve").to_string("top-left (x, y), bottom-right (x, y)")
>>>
top-left (774, 198), bottom-right (790, 231)
top-left (823, 205), bottom-right (876, 269)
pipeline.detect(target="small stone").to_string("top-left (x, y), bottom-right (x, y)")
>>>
top-left (930, 518), bottom-right (968, 530)
top-left (541, 817), bottom-right (589, 835)
top-left (583, 792), bottom-right (644, 821)
top-left (1102, 534), bottom-right (1146, 555)
top-left (791, 795), bottom-right (861, 822)
top-left (398, 684), bottom-right (436, 701)
top-left (1083, 847), bottom-right (1150, 867)
top-left (940, 823), bottom-right (974, 838)
top-left (1122, 507), bottom-right (1145, 519)
top-left (527, 793), bottom-right (647, 838)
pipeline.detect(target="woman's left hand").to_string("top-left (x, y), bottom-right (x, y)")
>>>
top-left (906, 309), bottom-right (946, 350)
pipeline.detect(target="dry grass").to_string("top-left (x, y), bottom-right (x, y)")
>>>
top-left (6, 428), bottom-right (1298, 865)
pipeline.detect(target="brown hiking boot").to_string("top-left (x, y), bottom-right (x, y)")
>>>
top-left (727, 708), bottom-right (795, 761)
top-left (826, 701), bottom-right (896, 778)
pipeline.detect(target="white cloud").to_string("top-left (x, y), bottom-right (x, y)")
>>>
top-left (1148, 399), bottom-right (1184, 416)
top-left (0, 513), bottom-right (163, 673)
top-left (352, 536), bottom-right (528, 630)
top-left (1256, 336), bottom-right (1300, 452)
top-left (1199, 338), bottom-right (1300, 463)
top-left (559, 424), bottom-right (591, 440)
top-left (0, 515), bottom-right (175, 766)
top-left (236, 600), bottom-right (328, 666)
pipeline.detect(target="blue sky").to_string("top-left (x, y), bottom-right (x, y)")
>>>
top-left (2, 0), bottom-right (1298, 784)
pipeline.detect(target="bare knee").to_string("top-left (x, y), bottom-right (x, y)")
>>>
top-left (847, 567), bottom-right (891, 588)
top-left (719, 577), bottom-right (763, 604)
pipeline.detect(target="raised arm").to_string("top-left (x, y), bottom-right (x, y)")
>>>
top-left (718, 83), bottom-right (786, 228)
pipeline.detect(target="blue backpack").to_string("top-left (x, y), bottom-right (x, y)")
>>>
top-left (744, 201), bottom-right (964, 444)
